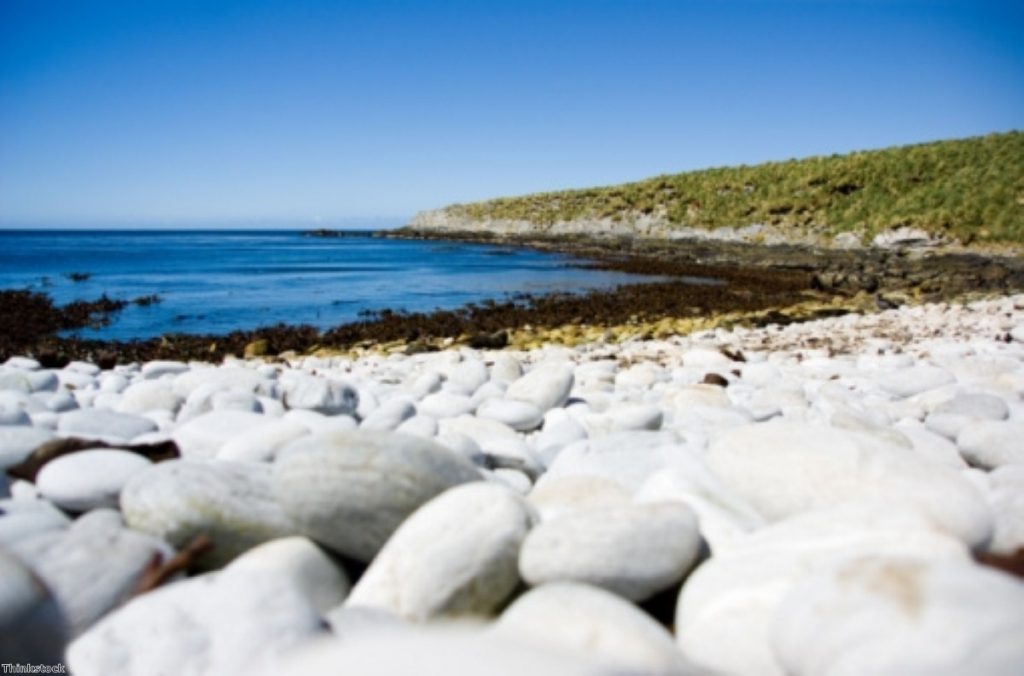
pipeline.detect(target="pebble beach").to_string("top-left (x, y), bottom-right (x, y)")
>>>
top-left (3, 293), bottom-right (1024, 674)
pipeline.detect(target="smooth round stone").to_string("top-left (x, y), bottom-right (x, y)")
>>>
top-left (729, 383), bottom-right (782, 419)
top-left (14, 509), bottom-right (173, 636)
top-left (272, 431), bottom-right (481, 562)
top-left (0, 368), bottom-right (58, 393)
top-left (506, 364), bottom-right (574, 412)
top-left (474, 436), bottom-right (543, 476)
top-left (490, 354), bottom-right (523, 383)
top-left (226, 536), bottom-right (350, 614)
top-left (527, 475), bottom-right (631, 522)
top-left (668, 384), bottom-right (731, 411)
top-left (739, 361), bottom-right (783, 387)
top-left (281, 376), bottom-right (358, 415)
top-left (924, 412), bottom-right (970, 440)
top-left (535, 431), bottom-right (688, 493)
top-left (435, 428), bottom-right (482, 461)
top-left (934, 391), bottom-right (1009, 420)
top-left (360, 398), bottom-right (416, 431)
top-left (37, 390), bottom-right (78, 413)
top-left (407, 371), bottom-right (444, 399)
top-left (0, 407), bottom-right (31, 426)
top-left (0, 389), bottom-right (41, 412)
top-left (171, 366), bottom-right (270, 398)
top-left (354, 388), bottom-right (379, 420)
top-left (892, 420), bottom-right (967, 469)
top-left (683, 347), bottom-right (733, 368)
top-left (443, 358), bottom-right (489, 396)
top-left (394, 414), bottom-right (438, 438)
top-left (255, 626), bottom-right (613, 676)
top-left (282, 409), bottom-right (357, 434)
top-left (856, 352), bottom-right (915, 371)
top-left (581, 403), bottom-right (663, 435)
top-left (533, 416), bottom-right (588, 466)
top-left (878, 365), bottom-right (956, 398)
top-left (98, 373), bottom-right (129, 393)
top-left (614, 363), bottom-right (665, 389)
top-left (987, 465), bottom-right (1024, 555)
top-left (257, 395), bottom-right (285, 417)
top-left (29, 411), bottom-right (59, 429)
top-left (57, 409), bottom-right (157, 443)
top-left (0, 549), bottom-right (69, 665)
top-left (945, 355), bottom-right (1022, 388)
top-left (140, 360), bottom-right (190, 379)
top-left (611, 403), bottom-right (664, 430)
top-left (634, 463), bottom-right (766, 552)
top-left (490, 468), bottom-right (532, 494)
top-left (495, 582), bottom-right (697, 674)
top-left (4, 356), bottom-right (41, 370)
top-left (67, 538), bottom-right (334, 676)
top-left (218, 418), bottom-right (309, 463)
top-left (115, 380), bottom-right (183, 415)
top-left (65, 361), bottom-right (101, 376)
top-left (209, 389), bottom-right (262, 413)
top-left (956, 420), bottom-right (1024, 469)
top-left (37, 450), bottom-right (153, 512)
top-left (476, 398), bottom-right (544, 431)
top-left (121, 459), bottom-right (296, 568)
top-left (773, 556), bottom-right (1024, 676)
top-left (417, 392), bottom-right (475, 419)
top-left (438, 413), bottom-right (520, 448)
top-left (323, 605), bottom-right (404, 638)
top-left (674, 504), bottom-right (969, 676)
top-left (925, 391), bottom-right (1010, 439)
top-left (0, 499), bottom-right (71, 549)
top-left (172, 410), bottom-right (274, 459)
top-left (707, 421), bottom-right (994, 548)
top-left (91, 392), bottom-right (123, 410)
top-left (348, 482), bottom-right (535, 620)
top-left (470, 380), bottom-right (508, 408)
top-left (519, 502), bottom-right (700, 602)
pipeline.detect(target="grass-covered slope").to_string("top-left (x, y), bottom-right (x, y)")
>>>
top-left (442, 131), bottom-right (1024, 245)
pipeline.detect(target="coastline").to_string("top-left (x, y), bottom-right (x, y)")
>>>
top-left (3, 230), bottom-right (1023, 366)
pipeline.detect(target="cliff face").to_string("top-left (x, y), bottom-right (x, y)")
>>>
top-left (409, 208), bottom-right (673, 237)
top-left (406, 208), bottom-right (856, 247)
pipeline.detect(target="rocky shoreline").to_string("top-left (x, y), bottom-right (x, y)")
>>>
top-left (2, 290), bottom-right (1024, 673)
top-left (4, 231), bottom-right (1024, 367)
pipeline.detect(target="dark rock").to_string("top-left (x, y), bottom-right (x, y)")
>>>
top-left (96, 351), bottom-right (119, 370)
top-left (404, 341), bottom-right (439, 355)
top-left (719, 348), bottom-right (746, 362)
top-left (469, 330), bottom-right (509, 350)
top-left (36, 348), bottom-right (69, 369)
top-left (702, 373), bottom-right (729, 387)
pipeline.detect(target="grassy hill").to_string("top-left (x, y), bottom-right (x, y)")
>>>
top-left (441, 131), bottom-right (1024, 246)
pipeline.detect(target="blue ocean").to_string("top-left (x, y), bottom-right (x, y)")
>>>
top-left (0, 229), bottom-right (658, 340)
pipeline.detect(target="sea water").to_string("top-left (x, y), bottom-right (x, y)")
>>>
top-left (0, 229), bottom-right (661, 340)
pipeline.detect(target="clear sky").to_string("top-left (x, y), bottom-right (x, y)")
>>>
top-left (1, 0), bottom-right (1022, 228)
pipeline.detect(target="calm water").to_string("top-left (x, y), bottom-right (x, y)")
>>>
top-left (0, 229), bottom-right (664, 340)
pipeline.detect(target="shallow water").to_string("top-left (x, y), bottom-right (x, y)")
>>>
top-left (0, 229), bottom-right (665, 340)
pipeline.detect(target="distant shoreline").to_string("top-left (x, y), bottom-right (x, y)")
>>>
top-left (3, 229), bottom-right (1023, 366)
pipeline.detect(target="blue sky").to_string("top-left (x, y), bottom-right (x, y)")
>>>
top-left (1, 0), bottom-right (1022, 227)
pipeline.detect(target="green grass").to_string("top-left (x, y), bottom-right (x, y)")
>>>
top-left (445, 131), bottom-right (1024, 245)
